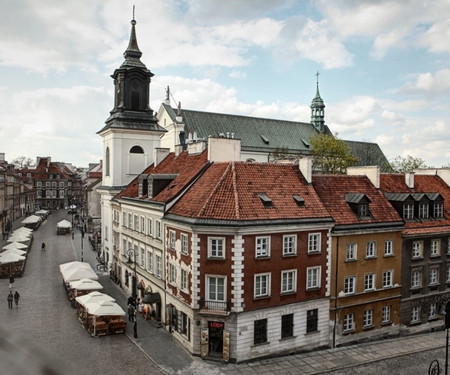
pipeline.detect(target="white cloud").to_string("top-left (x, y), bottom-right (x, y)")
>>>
top-left (399, 69), bottom-right (450, 96)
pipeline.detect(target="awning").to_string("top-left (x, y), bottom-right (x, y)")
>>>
top-left (142, 292), bottom-right (161, 304)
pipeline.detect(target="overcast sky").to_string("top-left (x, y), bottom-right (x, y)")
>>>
top-left (1, 0), bottom-right (449, 168)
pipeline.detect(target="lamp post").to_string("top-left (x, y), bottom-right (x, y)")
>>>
top-left (80, 226), bottom-right (85, 262)
top-left (127, 249), bottom-right (138, 338)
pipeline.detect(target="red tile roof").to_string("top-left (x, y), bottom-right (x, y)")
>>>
top-left (169, 162), bottom-right (331, 221)
top-left (313, 175), bottom-right (402, 226)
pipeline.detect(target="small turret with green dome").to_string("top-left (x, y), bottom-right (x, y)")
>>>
top-left (311, 71), bottom-right (325, 133)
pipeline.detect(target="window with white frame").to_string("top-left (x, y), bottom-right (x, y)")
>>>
top-left (255, 236), bottom-right (270, 258)
top-left (128, 213), bottom-right (133, 230)
top-left (147, 218), bottom-right (152, 236)
top-left (147, 251), bottom-right (153, 273)
top-left (364, 273), bottom-right (375, 291)
top-left (140, 248), bottom-right (145, 268)
top-left (308, 233), bottom-right (321, 253)
top-left (403, 203), bottom-right (414, 220)
top-left (283, 235), bottom-right (297, 256)
top-left (363, 309), bottom-right (374, 328)
top-left (346, 243), bottom-right (357, 261)
top-left (412, 241), bottom-right (423, 258)
top-left (181, 269), bottom-right (188, 291)
top-left (140, 216), bottom-right (145, 234)
top-left (254, 273), bottom-right (270, 298)
top-left (208, 237), bottom-right (225, 259)
top-left (156, 220), bottom-right (161, 239)
top-left (155, 254), bottom-right (162, 278)
top-left (382, 305), bottom-right (391, 323)
top-left (181, 233), bottom-right (188, 255)
top-left (429, 268), bottom-right (439, 285)
top-left (59, 190), bottom-right (64, 198)
top-left (384, 240), bottom-right (393, 256)
top-left (169, 264), bottom-right (177, 285)
top-left (411, 306), bottom-right (420, 323)
top-left (382, 270), bottom-right (393, 288)
top-left (344, 276), bottom-right (356, 294)
top-left (431, 239), bottom-right (441, 257)
top-left (366, 241), bottom-right (376, 258)
top-left (429, 303), bottom-right (437, 319)
top-left (343, 313), bottom-right (355, 332)
top-left (207, 276), bottom-right (225, 301)
top-left (281, 270), bottom-right (297, 294)
top-left (123, 212), bottom-right (127, 227)
top-left (169, 230), bottom-right (176, 250)
top-left (122, 239), bottom-right (127, 256)
top-left (306, 266), bottom-right (321, 290)
top-left (36, 181), bottom-right (42, 188)
top-left (419, 203), bottom-right (429, 219)
top-left (434, 202), bottom-right (444, 218)
top-left (134, 215), bottom-right (139, 231)
top-left (411, 270), bottom-right (421, 288)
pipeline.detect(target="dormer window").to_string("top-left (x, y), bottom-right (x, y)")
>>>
top-left (403, 203), bottom-right (414, 220)
top-left (258, 193), bottom-right (273, 208)
top-left (418, 203), bottom-right (429, 219)
top-left (138, 174), bottom-right (149, 198)
top-left (293, 195), bottom-right (305, 207)
top-left (345, 193), bottom-right (372, 220)
top-left (434, 202), bottom-right (444, 218)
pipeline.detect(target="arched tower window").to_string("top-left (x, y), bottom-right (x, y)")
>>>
top-left (105, 147), bottom-right (110, 176)
top-left (130, 145), bottom-right (144, 154)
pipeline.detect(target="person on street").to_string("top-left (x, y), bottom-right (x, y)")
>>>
top-left (41, 242), bottom-right (46, 252)
top-left (9, 275), bottom-right (14, 289)
top-left (14, 291), bottom-right (20, 308)
top-left (7, 291), bottom-right (13, 309)
top-left (128, 303), bottom-right (135, 322)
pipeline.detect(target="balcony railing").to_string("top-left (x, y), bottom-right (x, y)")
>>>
top-left (198, 298), bottom-right (231, 316)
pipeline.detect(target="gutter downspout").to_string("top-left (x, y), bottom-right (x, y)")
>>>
top-left (333, 235), bottom-right (339, 348)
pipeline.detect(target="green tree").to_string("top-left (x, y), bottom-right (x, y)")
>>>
top-left (310, 133), bottom-right (358, 174)
top-left (387, 155), bottom-right (428, 173)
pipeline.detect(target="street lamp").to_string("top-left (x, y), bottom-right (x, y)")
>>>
top-left (127, 249), bottom-right (138, 338)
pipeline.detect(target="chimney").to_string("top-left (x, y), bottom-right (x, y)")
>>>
top-left (405, 173), bottom-right (414, 188)
top-left (187, 139), bottom-right (207, 155)
top-left (299, 157), bottom-right (312, 184)
top-left (154, 148), bottom-right (170, 167)
top-left (207, 136), bottom-right (241, 162)
top-left (347, 166), bottom-right (380, 189)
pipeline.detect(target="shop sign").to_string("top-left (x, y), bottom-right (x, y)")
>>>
top-left (208, 321), bottom-right (224, 329)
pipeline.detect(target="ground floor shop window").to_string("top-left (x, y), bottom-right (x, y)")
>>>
top-left (306, 309), bottom-right (318, 333)
top-left (281, 314), bottom-right (294, 338)
top-left (208, 321), bottom-right (224, 356)
top-left (254, 318), bottom-right (267, 345)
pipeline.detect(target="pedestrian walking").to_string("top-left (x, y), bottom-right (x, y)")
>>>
top-left (128, 303), bottom-right (135, 322)
top-left (14, 291), bottom-right (20, 308)
top-left (7, 291), bottom-right (13, 309)
top-left (41, 242), bottom-right (46, 252)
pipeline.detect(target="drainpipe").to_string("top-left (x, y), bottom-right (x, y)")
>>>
top-left (333, 235), bottom-right (339, 348)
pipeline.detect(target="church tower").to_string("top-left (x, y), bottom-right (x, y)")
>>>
top-left (310, 71), bottom-right (325, 133)
top-left (97, 15), bottom-right (166, 267)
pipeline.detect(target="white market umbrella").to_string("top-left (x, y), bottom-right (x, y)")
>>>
top-left (35, 209), bottom-right (50, 215)
top-left (59, 261), bottom-right (91, 273)
top-left (12, 227), bottom-right (33, 235)
top-left (57, 220), bottom-right (72, 229)
top-left (0, 252), bottom-right (26, 264)
top-left (7, 235), bottom-right (31, 245)
top-left (61, 266), bottom-right (98, 283)
top-left (2, 242), bottom-right (28, 251)
top-left (84, 301), bottom-right (125, 316)
top-left (21, 215), bottom-right (42, 224)
top-left (69, 278), bottom-right (103, 291)
top-left (75, 291), bottom-right (115, 307)
top-left (1, 249), bottom-right (27, 257)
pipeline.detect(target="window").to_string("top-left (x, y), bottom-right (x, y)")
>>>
top-left (36, 181), bottom-right (42, 188)
top-left (419, 203), bottom-right (429, 219)
top-left (254, 319), bottom-right (267, 345)
top-left (308, 233), bottom-right (321, 253)
top-left (156, 220), bottom-right (161, 239)
top-left (306, 266), bottom-right (321, 290)
top-left (281, 270), bottom-right (297, 294)
top-left (256, 236), bottom-right (270, 258)
top-left (412, 241), bottom-right (423, 258)
top-left (169, 230), bottom-right (176, 250)
top-left (59, 181), bottom-right (64, 188)
top-left (364, 273), bottom-right (375, 291)
top-left (207, 276), bottom-right (225, 301)
top-left (208, 237), bottom-right (225, 259)
top-left (147, 251), bottom-right (153, 273)
top-left (343, 313), bottom-right (355, 332)
top-left (382, 305), bottom-right (391, 323)
top-left (181, 234), bottom-right (188, 255)
top-left (155, 255), bottom-right (162, 278)
top-left (169, 264), bottom-right (177, 285)
top-left (346, 243), bottom-right (357, 261)
top-left (344, 276), bottom-right (356, 294)
top-left (429, 268), bottom-right (439, 285)
top-left (448, 239), bottom-right (450, 254)
top-left (447, 265), bottom-right (450, 282)
top-left (383, 270), bottom-right (393, 288)
top-left (140, 216), bottom-right (145, 234)
top-left (366, 242), bottom-right (376, 258)
top-left (128, 213), bottom-right (132, 230)
top-left (181, 269), bottom-right (188, 291)
top-left (283, 235), bottom-right (297, 256)
top-left (147, 218), bottom-right (152, 236)
top-left (429, 303), bottom-right (437, 319)
top-left (434, 202), bottom-right (444, 218)
top-left (384, 240), bottom-right (393, 256)
top-left (134, 215), bottom-right (139, 231)
top-left (306, 309), bottom-right (318, 333)
top-left (255, 273), bottom-right (270, 298)
top-left (179, 311), bottom-right (189, 337)
top-left (431, 239), bottom-right (441, 257)
top-left (411, 270), bottom-right (421, 288)
top-left (411, 306), bottom-right (420, 323)
top-left (281, 314), bottom-right (294, 339)
top-left (363, 309), bottom-right (374, 328)
top-left (123, 212), bottom-right (127, 227)
top-left (140, 248), bottom-right (145, 268)
top-left (403, 203), bottom-right (414, 220)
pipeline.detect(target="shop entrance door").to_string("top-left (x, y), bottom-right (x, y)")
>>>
top-left (208, 321), bottom-right (224, 357)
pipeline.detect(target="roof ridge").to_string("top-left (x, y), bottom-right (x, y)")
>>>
top-left (231, 162), bottom-right (240, 219)
top-left (198, 163), bottom-right (232, 217)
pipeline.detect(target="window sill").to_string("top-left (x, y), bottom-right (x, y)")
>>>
top-left (280, 291), bottom-right (297, 296)
top-left (363, 324), bottom-right (374, 330)
top-left (383, 254), bottom-right (394, 258)
top-left (253, 295), bottom-right (271, 300)
top-left (365, 256), bottom-right (377, 260)
top-left (410, 320), bottom-right (422, 326)
top-left (381, 321), bottom-right (392, 326)
top-left (343, 329), bottom-right (355, 335)
top-left (306, 287), bottom-right (321, 292)
top-left (308, 251), bottom-right (322, 255)
top-left (345, 259), bottom-right (357, 263)
top-left (305, 330), bottom-right (320, 336)
top-left (252, 341), bottom-right (270, 348)
top-left (279, 335), bottom-right (296, 342)
top-left (282, 253), bottom-right (297, 258)
top-left (255, 256), bottom-right (271, 260)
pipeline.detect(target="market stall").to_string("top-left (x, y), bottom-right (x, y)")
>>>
top-left (21, 215), bottom-right (42, 231)
top-left (2, 242), bottom-right (29, 252)
top-left (75, 291), bottom-right (115, 324)
top-left (0, 252), bottom-right (26, 278)
top-left (56, 220), bottom-right (72, 235)
top-left (68, 278), bottom-right (103, 306)
top-left (83, 301), bottom-right (126, 336)
top-left (59, 261), bottom-right (98, 293)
